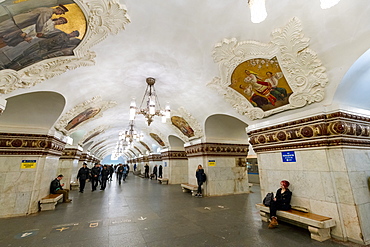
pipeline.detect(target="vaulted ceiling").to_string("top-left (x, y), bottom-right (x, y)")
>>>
top-left (0, 0), bottom-right (369, 160)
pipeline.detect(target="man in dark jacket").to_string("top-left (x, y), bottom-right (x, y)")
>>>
top-left (90, 163), bottom-right (101, 191)
top-left (152, 165), bottom-right (158, 180)
top-left (50, 174), bottom-right (71, 203)
top-left (144, 163), bottom-right (149, 178)
top-left (116, 163), bottom-right (124, 185)
top-left (77, 163), bottom-right (90, 193)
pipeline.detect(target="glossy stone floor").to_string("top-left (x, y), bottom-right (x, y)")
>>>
top-left (0, 174), bottom-right (364, 247)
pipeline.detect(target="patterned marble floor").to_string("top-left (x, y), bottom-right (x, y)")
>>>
top-left (0, 174), bottom-right (365, 247)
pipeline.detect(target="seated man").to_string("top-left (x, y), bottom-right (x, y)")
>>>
top-left (50, 174), bottom-right (72, 203)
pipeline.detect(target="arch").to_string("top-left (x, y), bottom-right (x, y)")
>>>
top-left (204, 114), bottom-right (248, 144)
top-left (0, 91), bottom-right (65, 134)
top-left (168, 135), bottom-right (185, 151)
top-left (333, 48), bottom-right (370, 110)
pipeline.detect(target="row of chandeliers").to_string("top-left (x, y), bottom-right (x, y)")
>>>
top-left (113, 77), bottom-right (170, 157)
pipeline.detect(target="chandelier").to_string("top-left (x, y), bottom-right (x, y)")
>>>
top-left (119, 120), bottom-right (144, 147)
top-left (130, 77), bottom-right (170, 126)
top-left (247, 0), bottom-right (340, 23)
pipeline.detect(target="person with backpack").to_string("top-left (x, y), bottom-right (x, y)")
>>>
top-left (268, 180), bottom-right (292, 229)
top-left (195, 164), bottom-right (206, 197)
top-left (122, 164), bottom-right (128, 181)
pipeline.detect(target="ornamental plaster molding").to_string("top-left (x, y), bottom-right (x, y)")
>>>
top-left (248, 111), bottom-right (370, 152)
top-left (208, 17), bottom-right (328, 120)
top-left (55, 96), bottom-right (116, 135)
top-left (185, 143), bottom-right (249, 158)
top-left (79, 125), bottom-right (109, 145)
top-left (0, 0), bottom-right (130, 95)
top-left (169, 107), bottom-right (203, 141)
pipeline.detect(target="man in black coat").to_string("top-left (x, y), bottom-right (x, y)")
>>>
top-left (76, 163), bottom-right (90, 193)
top-left (152, 165), bottom-right (158, 180)
top-left (144, 163), bottom-right (149, 178)
top-left (50, 174), bottom-right (71, 203)
top-left (90, 163), bottom-right (101, 191)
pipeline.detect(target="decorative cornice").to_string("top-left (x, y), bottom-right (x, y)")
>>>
top-left (161, 151), bottom-right (188, 160)
top-left (148, 154), bottom-right (162, 161)
top-left (185, 143), bottom-right (249, 157)
top-left (60, 148), bottom-right (82, 159)
top-left (208, 17), bottom-right (328, 120)
top-left (79, 152), bottom-right (89, 162)
top-left (0, 133), bottom-right (66, 156)
top-left (248, 111), bottom-right (370, 152)
top-left (0, 0), bottom-right (130, 94)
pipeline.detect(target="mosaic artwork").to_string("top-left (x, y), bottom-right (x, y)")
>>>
top-left (149, 133), bottom-right (165, 146)
top-left (0, 0), bottom-right (86, 70)
top-left (230, 57), bottom-right (292, 111)
top-left (65, 107), bottom-right (100, 131)
top-left (171, 116), bottom-right (195, 138)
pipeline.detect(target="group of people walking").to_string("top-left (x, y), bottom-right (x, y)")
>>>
top-left (76, 162), bottom-right (129, 192)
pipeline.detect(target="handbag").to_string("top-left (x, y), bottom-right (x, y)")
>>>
top-left (263, 192), bottom-right (274, 206)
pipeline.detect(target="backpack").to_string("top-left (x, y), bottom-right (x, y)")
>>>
top-left (202, 173), bottom-right (207, 182)
top-left (263, 192), bottom-right (274, 206)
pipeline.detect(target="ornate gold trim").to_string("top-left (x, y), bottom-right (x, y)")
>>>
top-left (185, 143), bottom-right (249, 157)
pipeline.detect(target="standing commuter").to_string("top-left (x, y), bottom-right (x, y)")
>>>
top-left (91, 163), bottom-right (100, 191)
top-left (100, 165), bottom-right (110, 190)
top-left (116, 163), bottom-right (124, 185)
top-left (153, 165), bottom-right (158, 180)
top-left (158, 165), bottom-right (163, 178)
top-left (144, 163), bottom-right (149, 178)
top-left (76, 162), bottom-right (90, 193)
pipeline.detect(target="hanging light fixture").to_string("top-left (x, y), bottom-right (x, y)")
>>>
top-left (119, 120), bottom-right (144, 147)
top-left (130, 77), bottom-right (170, 126)
top-left (248, 0), bottom-right (267, 24)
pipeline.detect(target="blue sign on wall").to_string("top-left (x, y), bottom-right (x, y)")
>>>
top-left (282, 151), bottom-right (296, 162)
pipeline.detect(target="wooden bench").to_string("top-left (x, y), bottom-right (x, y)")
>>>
top-left (40, 194), bottom-right (63, 211)
top-left (181, 183), bottom-right (198, 196)
top-left (256, 203), bottom-right (336, 242)
top-left (158, 178), bottom-right (169, 184)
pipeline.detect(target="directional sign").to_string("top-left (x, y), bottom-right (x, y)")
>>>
top-left (14, 229), bottom-right (39, 239)
top-left (281, 151), bottom-right (296, 162)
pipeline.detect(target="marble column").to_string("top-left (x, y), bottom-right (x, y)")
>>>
top-left (0, 133), bottom-right (66, 218)
top-left (148, 153), bottom-right (162, 178)
top-left (58, 146), bottom-right (82, 189)
top-left (184, 142), bottom-right (250, 196)
top-left (161, 150), bottom-right (188, 184)
top-left (248, 111), bottom-right (370, 245)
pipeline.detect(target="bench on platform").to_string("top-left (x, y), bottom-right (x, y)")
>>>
top-left (255, 203), bottom-right (336, 242)
top-left (40, 194), bottom-right (63, 211)
top-left (181, 183), bottom-right (198, 196)
top-left (158, 178), bottom-right (169, 184)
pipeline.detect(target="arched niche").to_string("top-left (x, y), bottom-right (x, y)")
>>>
top-left (0, 91), bottom-right (65, 134)
top-left (168, 135), bottom-right (185, 151)
top-left (333, 48), bottom-right (370, 111)
top-left (204, 114), bottom-right (248, 144)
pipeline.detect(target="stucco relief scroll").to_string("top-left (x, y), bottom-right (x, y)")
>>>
top-left (0, 0), bottom-right (130, 94)
top-left (208, 17), bottom-right (328, 120)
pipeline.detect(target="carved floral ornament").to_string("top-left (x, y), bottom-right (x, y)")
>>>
top-left (54, 96), bottom-right (117, 135)
top-left (0, 0), bottom-right (130, 95)
top-left (207, 17), bottom-right (328, 120)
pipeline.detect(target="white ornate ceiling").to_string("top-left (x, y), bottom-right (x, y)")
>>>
top-left (0, 0), bottom-right (369, 159)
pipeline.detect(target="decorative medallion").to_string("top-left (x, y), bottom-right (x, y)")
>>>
top-left (54, 96), bottom-right (116, 134)
top-left (168, 107), bottom-right (203, 141)
top-left (0, 0), bottom-right (130, 94)
top-left (149, 133), bottom-right (165, 147)
top-left (208, 17), bottom-right (328, 120)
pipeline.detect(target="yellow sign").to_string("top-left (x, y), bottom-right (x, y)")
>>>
top-left (208, 160), bottom-right (216, 166)
top-left (21, 160), bottom-right (36, 169)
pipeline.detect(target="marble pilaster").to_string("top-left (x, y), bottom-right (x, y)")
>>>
top-left (58, 146), bottom-right (83, 189)
top-left (248, 111), bottom-right (370, 245)
top-left (161, 151), bottom-right (188, 184)
top-left (0, 133), bottom-right (66, 218)
top-left (185, 142), bottom-right (250, 196)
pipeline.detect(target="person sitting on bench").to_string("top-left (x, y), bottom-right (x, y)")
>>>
top-left (268, 180), bottom-right (292, 229)
top-left (50, 174), bottom-right (72, 203)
